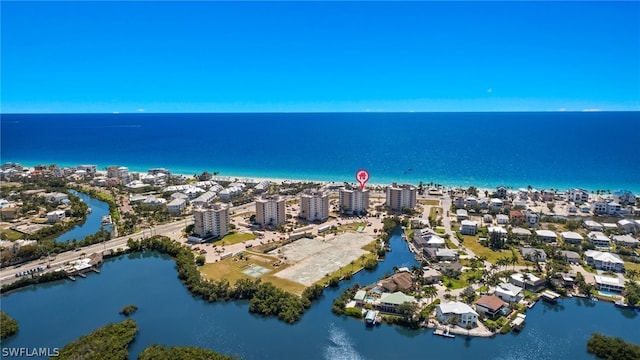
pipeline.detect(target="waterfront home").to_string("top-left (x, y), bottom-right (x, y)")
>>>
top-left (192, 190), bottom-right (218, 208)
top-left (474, 295), bottom-right (509, 319)
top-left (561, 231), bottom-right (584, 245)
top-left (436, 301), bottom-right (478, 327)
top-left (583, 220), bottom-right (604, 231)
top-left (43, 192), bottom-right (70, 204)
top-left (425, 234), bottom-right (446, 248)
top-left (553, 272), bottom-right (576, 288)
top-left (612, 234), bottom-right (639, 248)
top-left (525, 211), bottom-right (539, 226)
top-left (567, 188), bottom-right (590, 204)
top-left (511, 227), bottom-right (532, 240)
top-left (46, 209), bottom-right (66, 224)
top-left (460, 220), bottom-right (478, 235)
top-left (588, 232), bottom-right (611, 248)
top-left (125, 180), bottom-right (150, 191)
top-left (496, 186), bottom-right (508, 199)
top-left (592, 201), bottom-right (607, 214)
top-left (513, 200), bottom-right (527, 209)
top-left (614, 190), bottom-right (636, 206)
top-left (353, 290), bottom-right (367, 307)
top-left (618, 219), bottom-right (637, 234)
top-left (585, 250), bottom-right (624, 272)
top-left (521, 247), bottom-right (547, 262)
top-left (541, 189), bottom-right (555, 202)
top-left (496, 214), bottom-right (509, 225)
top-left (377, 292), bottom-right (417, 314)
top-left (536, 229), bottom-right (557, 243)
top-left (142, 196), bottom-right (167, 207)
top-left (594, 275), bottom-right (625, 294)
top-left (580, 203), bottom-right (592, 213)
top-left (167, 198), bottom-right (187, 215)
top-left (509, 273), bottom-right (545, 292)
top-left (219, 186), bottom-right (245, 202)
top-left (560, 250), bottom-right (581, 264)
top-left (0, 205), bottom-right (19, 221)
top-left (456, 209), bottom-right (469, 221)
top-left (465, 196), bottom-right (478, 207)
top-left (379, 272), bottom-right (415, 293)
top-left (422, 268), bottom-right (441, 284)
top-left (518, 188), bottom-right (529, 200)
top-left (478, 198), bottom-right (489, 210)
top-left (494, 283), bottom-right (524, 303)
top-left (566, 203), bottom-right (578, 213)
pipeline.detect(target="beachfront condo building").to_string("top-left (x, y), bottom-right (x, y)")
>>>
top-left (339, 188), bottom-right (370, 215)
top-left (255, 195), bottom-right (286, 227)
top-left (299, 190), bottom-right (330, 222)
top-left (386, 183), bottom-right (417, 211)
top-left (193, 203), bottom-right (230, 239)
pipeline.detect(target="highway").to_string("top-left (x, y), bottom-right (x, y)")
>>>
top-left (0, 218), bottom-right (193, 286)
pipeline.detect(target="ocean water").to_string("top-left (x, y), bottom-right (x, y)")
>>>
top-left (2, 112), bottom-right (639, 192)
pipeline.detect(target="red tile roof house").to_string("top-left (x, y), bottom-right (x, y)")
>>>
top-left (475, 295), bottom-right (509, 319)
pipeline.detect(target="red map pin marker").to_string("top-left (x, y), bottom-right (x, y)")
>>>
top-left (355, 169), bottom-right (369, 190)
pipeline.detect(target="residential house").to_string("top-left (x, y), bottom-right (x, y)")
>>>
top-left (377, 292), bottom-right (417, 314)
top-left (353, 290), bottom-right (367, 307)
top-left (496, 186), bottom-right (507, 198)
top-left (379, 272), bottom-right (414, 293)
top-left (579, 204), bottom-right (591, 213)
top-left (494, 282), bottom-right (524, 303)
top-left (496, 214), bottom-right (509, 225)
top-left (0, 206), bottom-right (19, 221)
top-left (167, 198), bottom-right (187, 215)
top-left (521, 247), bottom-right (547, 262)
top-left (466, 196), bottom-right (478, 208)
top-left (456, 209), bottom-right (469, 221)
top-left (460, 220), bottom-right (478, 236)
top-left (453, 196), bottom-right (465, 209)
top-left (592, 201), bottom-right (607, 214)
top-left (512, 227), bottom-right (532, 240)
top-left (525, 211), bottom-right (539, 226)
top-left (488, 226), bottom-right (508, 241)
top-left (509, 273), bottom-right (545, 292)
top-left (536, 229), bottom-right (557, 243)
top-left (474, 295), bottom-right (509, 319)
top-left (192, 191), bottom-right (217, 208)
top-left (561, 231), bottom-right (583, 245)
top-left (541, 189), bottom-right (555, 202)
top-left (583, 220), bottom-right (604, 232)
top-left (513, 200), bottom-right (527, 209)
top-left (588, 232), bottom-right (611, 248)
top-left (618, 219), bottom-right (637, 234)
top-left (518, 188), bottom-right (529, 200)
top-left (436, 302), bottom-right (478, 327)
top-left (483, 214), bottom-right (494, 225)
top-left (560, 250), bottom-right (581, 264)
top-left (566, 203), bottom-right (578, 214)
top-left (612, 235), bottom-right (639, 248)
top-left (422, 268), bottom-right (441, 284)
top-left (509, 210), bottom-right (524, 226)
top-left (477, 198), bottom-right (489, 210)
top-left (613, 190), bottom-right (636, 206)
top-left (567, 188), bottom-right (589, 204)
top-left (554, 272), bottom-right (576, 288)
top-left (585, 250), bottom-right (624, 272)
top-left (606, 202), bottom-right (622, 216)
top-left (594, 275), bottom-right (625, 293)
top-left (44, 192), bottom-right (69, 204)
top-left (436, 249), bottom-right (458, 262)
top-left (490, 198), bottom-right (503, 210)
top-left (46, 210), bottom-right (66, 223)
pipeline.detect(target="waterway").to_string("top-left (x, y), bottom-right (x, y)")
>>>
top-left (54, 190), bottom-right (111, 243)
top-left (1, 230), bottom-right (638, 359)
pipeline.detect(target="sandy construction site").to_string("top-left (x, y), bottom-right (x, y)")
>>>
top-left (271, 232), bottom-right (374, 286)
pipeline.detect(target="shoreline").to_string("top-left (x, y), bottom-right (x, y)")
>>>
top-left (5, 159), bottom-right (640, 194)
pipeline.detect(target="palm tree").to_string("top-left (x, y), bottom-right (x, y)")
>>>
top-left (626, 269), bottom-right (638, 280)
top-left (423, 285), bottom-right (438, 302)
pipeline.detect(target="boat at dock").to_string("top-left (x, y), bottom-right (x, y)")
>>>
top-left (67, 275), bottom-right (76, 281)
top-left (615, 300), bottom-right (629, 308)
top-left (510, 313), bottom-right (526, 331)
top-left (77, 273), bottom-right (87, 278)
top-left (433, 326), bottom-right (455, 339)
top-left (541, 290), bottom-right (561, 304)
top-left (365, 310), bottom-right (380, 327)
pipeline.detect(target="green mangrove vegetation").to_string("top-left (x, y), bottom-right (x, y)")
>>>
top-left (56, 319), bottom-right (137, 360)
top-left (0, 311), bottom-right (19, 339)
top-left (586, 333), bottom-right (640, 360)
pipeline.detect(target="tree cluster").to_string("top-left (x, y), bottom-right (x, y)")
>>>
top-left (0, 311), bottom-right (18, 339)
top-left (138, 345), bottom-right (238, 360)
top-left (56, 319), bottom-right (137, 360)
top-left (586, 333), bottom-right (640, 360)
top-left (126, 236), bottom-right (324, 323)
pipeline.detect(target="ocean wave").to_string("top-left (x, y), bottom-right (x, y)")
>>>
top-left (324, 323), bottom-right (365, 360)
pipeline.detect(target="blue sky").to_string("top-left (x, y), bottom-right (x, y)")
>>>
top-left (2, 1), bottom-right (639, 113)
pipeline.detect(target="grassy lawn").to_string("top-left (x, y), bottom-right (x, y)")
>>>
top-left (336, 222), bottom-right (367, 232)
top-left (216, 232), bottom-right (257, 246)
top-left (460, 234), bottom-right (523, 264)
top-left (200, 254), bottom-right (306, 295)
top-left (0, 229), bottom-right (24, 241)
top-left (445, 238), bottom-right (458, 249)
top-left (419, 199), bottom-right (440, 206)
top-left (624, 262), bottom-right (640, 273)
top-left (429, 207), bottom-right (442, 219)
top-left (442, 270), bottom-right (484, 290)
top-left (361, 240), bottom-right (378, 252)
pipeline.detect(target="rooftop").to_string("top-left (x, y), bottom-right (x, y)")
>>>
top-left (438, 301), bottom-right (478, 316)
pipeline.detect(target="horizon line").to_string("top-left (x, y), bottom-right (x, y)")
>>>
top-left (3, 110), bottom-right (639, 115)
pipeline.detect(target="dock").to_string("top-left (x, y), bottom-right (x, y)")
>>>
top-left (77, 273), bottom-right (87, 278)
top-left (433, 326), bottom-right (455, 339)
top-left (510, 313), bottom-right (526, 331)
top-left (365, 310), bottom-right (380, 327)
top-left (541, 290), bottom-right (561, 303)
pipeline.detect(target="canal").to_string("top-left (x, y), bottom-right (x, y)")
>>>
top-left (54, 190), bottom-right (111, 243)
top-left (1, 229), bottom-right (638, 359)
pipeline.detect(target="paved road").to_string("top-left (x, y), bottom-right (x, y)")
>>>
top-left (0, 219), bottom-right (193, 286)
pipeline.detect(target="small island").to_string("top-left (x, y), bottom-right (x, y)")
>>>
top-left (119, 304), bottom-right (138, 316)
top-left (0, 310), bottom-right (19, 339)
top-left (587, 333), bottom-right (640, 360)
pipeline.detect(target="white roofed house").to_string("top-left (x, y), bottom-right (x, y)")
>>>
top-left (460, 220), bottom-right (478, 235)
top-left (594, 275), bottom-right (625, 294)
top-left (525, 211), bottom-right (539, 226)
top-left (618, 219), bottom-right (637, 234)
top-left (496, 214), bottom-right (509, 225)
top-left (183, 186), bottom-right (206, 199)
top-left (509, 273), bottom-right (545, 292)
top-left (614, 190), bottom-right (636, 206)
top-left (588, 232), bottom-right (611, 248)
top-left (585, 250), bottom-right (624, 272)
top-left (561, 231), bottom-right (584, 245)
top-left (535, 229), bottom-right (557, 243)
top-left (436, 248), bottom-right (458, 262)
top-left (489, 198), bottom-right (503, 210)
top-left (612, 234), bottom-right (639, 248)
top-left (456, 209), bottom-right (468, 221)
top-left (606, 202), bottom-right (622, 216)
top-left (583, 220), bottom-right (604, 232)
top-left (191, 191), bottom-right (217, 208)
top-left (511, 227), bottom-right (532, 240)
top-left (436, 301), bottom-right (478, 327)
top-left (376, 292), bottom-right (417, 314)
top-left (494, 282), bottom-right (524, 303)
top-left (591, 201), bottom-right (607, 215)
top-left (567, 188), bottom-right (589, 204)
top-left (488, 226), bottom-right (508, 240)
top-left (46, 209), bottom-right (66, 223)
top-left (521, 247), bottom-right (547, 263)
top-left (167, 198), bottom-right (187, 215)
top-left (453, 196), bottom-right (465, 209)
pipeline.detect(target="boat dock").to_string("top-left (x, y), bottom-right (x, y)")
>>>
top-left (365, 310), bottom-right (381, 326)
top-left (510, 313), bottom-right (526, 331)
top-left (433, 326), bottom-right (455, 339)
top-left (541, 290), bottom-right (561, 303)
